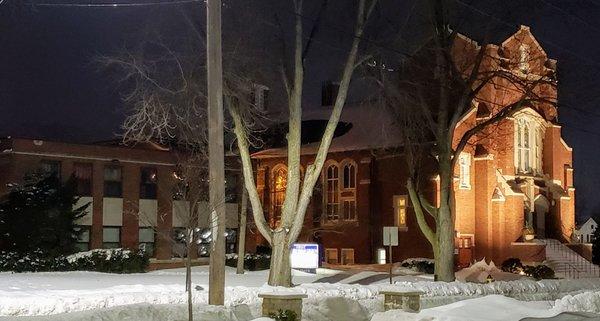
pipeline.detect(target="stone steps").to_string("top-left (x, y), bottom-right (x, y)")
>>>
top-left (542, 239), bottom-right (600, 279)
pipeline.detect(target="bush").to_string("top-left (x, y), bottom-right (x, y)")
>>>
top-left (225, 253), bottom-right (271, 271)
top-left (524, 264), bottom-right (555, 280)
top-left (0, 249), bottom-right (56, 272)
top-left (501, 258), bottom-right (524, 273)
top-left (269, 309), bottom-right (298, 321)
top-left (0, 248), bottom-right (149, 273)
top-left (500, 258), bottom-right (554, 280)
top-left (0, 175), bottom-right (89, 257)
top-left (401, 258), bottom-right (435, 274)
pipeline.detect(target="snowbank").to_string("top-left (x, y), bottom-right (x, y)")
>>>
top-left (372, 295), bottom-right (557, 321)
top-left (553, 290), bottom-right (600, 313)
top-left (3, 265), bottom-right (600, 319)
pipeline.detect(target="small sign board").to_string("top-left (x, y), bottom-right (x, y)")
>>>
top-left (383, 226), bottom-right (399, 246)
top-left (290, 243), bottom-right (319, 270)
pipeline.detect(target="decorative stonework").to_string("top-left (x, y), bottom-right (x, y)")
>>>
top-left (380, 290), bottom-right (424, 312)
top-left (258, 292), bottom-right (308, 319)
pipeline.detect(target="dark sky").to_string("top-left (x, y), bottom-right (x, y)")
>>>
top-left (1, 0), bottom-right (599, 221)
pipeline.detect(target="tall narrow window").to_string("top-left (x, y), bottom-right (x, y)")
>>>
top-left (73, 163), bottom-right (92, 196)
top-left (342, 200), bottom-right (357, 221)
top-left (104, 166), bottom-right (122, 197)
top-left (458, 154), bottom-right (471, 189)
top-left (272, 166), bottom-right (287, 224)
top-left (343, 163), bottom-right (356, 189)
top-left (517, 119), bottom-right (532, 174)
top-left (519, 44), bottom-right (530, 74)
top-left (325, 164), bottom-right (340, 221)
top-left (523, 123), bottom-right (530, 171)
top-left (140, 167), bottom-right (158, 199)
top-left (516, 117), bottom-right (543, 175)
top-left (535, 128), bottom-right (542, 172)
top-left (394, 195), bottom-right (408, 228)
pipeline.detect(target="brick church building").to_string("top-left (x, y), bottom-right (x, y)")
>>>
top-left (248, 26), bottom-right (575, 266)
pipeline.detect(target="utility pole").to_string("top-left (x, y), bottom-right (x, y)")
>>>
top-left (207, 0), bottom-right (226, 306)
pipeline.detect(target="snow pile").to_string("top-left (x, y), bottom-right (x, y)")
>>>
top-left (400, 258), bottom-right (435, 265)
top-left (303, 296), bottom-right (371, 321)
top-left (455, 259), bottom-right (525, 283)
top-left (10, 303), bottom-right (256, 321)
top-left (65, 248), bottom-right (132, 263)
top-left (553, 291), bottom-right (600, 313)
top-left (372, 295), bottom-right (558, 321)
top-left (3, 266), bottom-right (600, 318)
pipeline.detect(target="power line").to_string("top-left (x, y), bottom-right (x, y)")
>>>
top-left (538, 0), bottom-right (600, 35)
top-left (27, 0), bottom-right (200, 7)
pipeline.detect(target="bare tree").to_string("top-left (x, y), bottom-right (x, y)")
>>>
top-left (132, 155), bottom-right (218, 321)
top-left (375, 0), bottom-right (557, 281)
top-left (227, 0), bottom-right (378, 287)
top-left (99, 36), bottom-right (218, 318)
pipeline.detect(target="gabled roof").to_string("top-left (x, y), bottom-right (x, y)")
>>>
top-left (251, 103), bottom-right (403, 158)
top-left (578, 217), bottom-right (598, 230)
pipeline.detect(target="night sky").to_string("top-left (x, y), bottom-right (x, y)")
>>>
top-left (1, 0), bottom-right (599, 222)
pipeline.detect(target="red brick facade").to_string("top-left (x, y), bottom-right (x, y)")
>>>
top-left (0, 137), bottom-right (239, 260)
top-left (249, 26), bottom-right (575, 266)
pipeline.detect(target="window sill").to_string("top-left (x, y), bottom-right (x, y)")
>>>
top-left (321, 220), bottom-right (359, 227)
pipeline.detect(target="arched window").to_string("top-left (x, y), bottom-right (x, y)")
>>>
top-left (343, 163), bottom-right (356, 189)
top-left (325, 164), bottom-right (339, 222)
top-left (272, 166), bottom-right (287, 225)
top-left (323, 160), bottom-right (358, 223)
top-left (458, 153), bottom-right (471, 189)
top-left (516, 115), bottom-right (544, 175)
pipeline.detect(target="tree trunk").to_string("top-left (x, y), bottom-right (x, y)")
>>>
top-left (236, 188), bottom-right (248, 274)
top-left (186, 240), bottom-right (193, 321)
top-left (436, 205), bottom-right (455, 281)
top-left (268, 231), bottom-right (292, 287)
top-left (436, 156), bottom-right (456, 282)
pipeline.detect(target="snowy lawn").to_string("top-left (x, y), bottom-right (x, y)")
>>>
top-left (2, 266), bottom-right (600, 320)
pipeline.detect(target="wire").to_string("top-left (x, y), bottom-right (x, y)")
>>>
top-left (538, 0), bottom-right (600, 35)
top-left (27, 0), bottom-right (201, 8)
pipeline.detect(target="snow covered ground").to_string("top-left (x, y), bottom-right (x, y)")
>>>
top-left (2, 266), bottom-right (600, 320)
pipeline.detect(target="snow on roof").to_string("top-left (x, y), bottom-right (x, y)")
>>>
top-left (252, 103), bottom-right (403, 158)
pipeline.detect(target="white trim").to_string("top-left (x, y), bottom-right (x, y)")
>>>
top-left (9, 151), bottom-right (175, 166)
top-left (455, 107), bottom-right (477, 129)
top-left (474, 155), bottom-right (494, 161)
top-left (501, 25), bottom-right (549, 58)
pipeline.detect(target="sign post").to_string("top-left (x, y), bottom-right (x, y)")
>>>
top-left (383, 226), bottom-right (399, 284)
